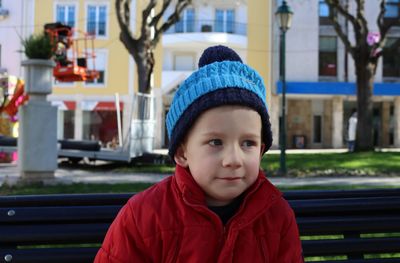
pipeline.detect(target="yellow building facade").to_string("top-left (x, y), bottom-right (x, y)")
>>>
top-left (32, 0), bottom-right (162, 150)
top-left (247, 1), bottom-right (278, 148)
top-left (247, 0), bottom-right (271, 107)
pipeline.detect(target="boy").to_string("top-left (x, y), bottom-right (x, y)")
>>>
top-left (94, 45), bottom-right (303, 262)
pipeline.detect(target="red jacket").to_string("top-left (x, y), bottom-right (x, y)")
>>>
top-left (95, 165), bottom-right (303, 262)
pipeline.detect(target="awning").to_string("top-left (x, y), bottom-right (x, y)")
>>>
top-left (80, 101), bottom-right (124, 111)
top-left (94, 102), bottom-right (123, 111)
top-left (52, 101), bottom-right (76, 110)
top-left (276, 81), bottom-right (400, 96)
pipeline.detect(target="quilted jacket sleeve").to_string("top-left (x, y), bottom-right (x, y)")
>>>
top-left (94, 201), bottom-right (150, 263)
top-left (276, 203), bottom-right (304, 263)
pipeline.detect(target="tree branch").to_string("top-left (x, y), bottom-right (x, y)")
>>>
top-left (152, 0), bottom-right (191, 45)
top-left (355, 0), bottom-right (368, 34)
top-left (150, 0), bottom-right (173, 28)
top-left (377, 0), bottom-right (387, 31)
top-left (142, 0), bottom-right (157, 25)
top-left (115, 0), bottom-right (138, 47)
top-left (326, 1), bottom-right (355, 57)
top-left (326, 0), bottom-right (358, 29)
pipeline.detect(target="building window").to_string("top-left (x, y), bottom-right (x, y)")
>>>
top-left (385, 0), bottom-right (399, 18)
top-left (85, 50), bottom-right (106, 85)
top-left (319, 36), bottom-right (337, 77)
top-left (175, 8), bottom-right (195, 33)
top-left (319, 0), bottom-right (329, 17)
top-left (56, 4), bottom-right (76, 28)
top-left (383, 38), bottom-right (400, 78)
top-left (173, 53), bottom-right (195, 71)
top-left (319, 0), bottom-right (333, 25)
top-left (215, 9), bottom-right (235, 33)
top-left (63, 110), bottom-right (75, 139)
top-left (313, 115), bottom-right (322, 143)
top-left (87, 4), bottom-right (107, 37)
top-left (384, 0), bottom-right (400, 26)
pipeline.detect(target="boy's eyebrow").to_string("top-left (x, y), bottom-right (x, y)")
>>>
top-left (200, 131), bottom-right (224, 137)
top-left (240, 133), bottom-right (261, 139)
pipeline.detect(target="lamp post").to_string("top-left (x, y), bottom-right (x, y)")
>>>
top-left (276, 1), bottom-right (293, 175)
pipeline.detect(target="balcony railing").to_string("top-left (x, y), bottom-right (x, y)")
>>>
top-left (165, 19), bottom-right (247, 36)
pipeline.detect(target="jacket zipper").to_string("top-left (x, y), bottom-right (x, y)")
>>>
top-left (183, 196), bottom-right (226, 259)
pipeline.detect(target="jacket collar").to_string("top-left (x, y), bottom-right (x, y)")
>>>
top-left (173, 164), bottom-right (282, 221)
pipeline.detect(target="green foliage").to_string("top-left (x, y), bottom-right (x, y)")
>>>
top-left (261, 152), bottom-right (400, 177)
top-left (22, 33), bottom-right (53, 59)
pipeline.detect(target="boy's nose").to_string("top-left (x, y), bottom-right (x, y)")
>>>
top-left (222, 145), bottom-right (242, 168)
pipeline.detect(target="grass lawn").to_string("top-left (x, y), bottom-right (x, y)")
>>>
top-left (261, 151), bottom-right (400, 176)
top-left (117, 151), bottom-right (400, 176)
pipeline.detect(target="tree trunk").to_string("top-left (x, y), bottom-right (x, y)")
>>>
top-left (354, 56), bottom-right (376, 151)
top-left (126, 38), bottom-right (153, 95)
top-left (131, 41), bottom-right (154, 120)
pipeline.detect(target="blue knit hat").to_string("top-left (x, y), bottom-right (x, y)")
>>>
top-left (166, 45), bottom-right (272, 159)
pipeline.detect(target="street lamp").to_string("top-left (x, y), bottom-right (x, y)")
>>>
top-left (276, 1), bottom-right (293, 175)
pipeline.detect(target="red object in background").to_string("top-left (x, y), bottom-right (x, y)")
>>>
top-left (2, 80), bottom-right (29, 118)
top-left (44, 22), bottom-right (99, 82)
top-left (94, 102), bottom-right (124, 111)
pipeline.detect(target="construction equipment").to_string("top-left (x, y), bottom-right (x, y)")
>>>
top-left (44, 22), bottom-right (99, 82)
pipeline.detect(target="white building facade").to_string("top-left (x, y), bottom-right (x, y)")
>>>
top-left (0, 0), bottom-right (35, 77)
top-left (271, 0), bottom-right (400, 149)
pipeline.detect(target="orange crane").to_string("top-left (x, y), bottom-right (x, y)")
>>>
top-left (0, 22), bottom-right (99, 119)
top-left (44, 22), bottom-right (99, 82)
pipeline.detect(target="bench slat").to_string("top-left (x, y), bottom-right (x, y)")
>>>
top-left (284, 188), bottom-right (400, 200)
top-left (0, 194), bottom-right (131, 207)
top-left (289, 197), bottom-right (400, 215)
top-left (0, 224), bottom-right (108, 245)
top-left (0, 247), bottom-right (97, 263)
top-left (297, 215), bottom-right (400, 235)
top-left (302, 237), bottom-right (400, 256)
top-left (0, 206), bottom-right (121, 223)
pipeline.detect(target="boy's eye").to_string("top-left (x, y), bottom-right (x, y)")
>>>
top-left (208, 139), bottom-right (222, 146)
top-left (242, 140), bottom-right (256, 147)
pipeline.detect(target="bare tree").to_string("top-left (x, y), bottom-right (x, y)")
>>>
top-left (116, 0), bottom-right (192, 95)
top-left (325, 0), bottom-right (400, 151)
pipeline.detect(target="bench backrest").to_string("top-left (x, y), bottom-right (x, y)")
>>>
top-left (1, 189), bottom-right (400, 263)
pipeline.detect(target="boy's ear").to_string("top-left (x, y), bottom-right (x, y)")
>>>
top-left (174, 145), bottom-right (189, 167)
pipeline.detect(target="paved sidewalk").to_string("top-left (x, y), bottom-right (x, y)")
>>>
top-left (1, 162), bottom-right (400, 187)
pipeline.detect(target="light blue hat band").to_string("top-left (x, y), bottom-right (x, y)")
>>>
top-left (166, 60), bottom-right (267, 138)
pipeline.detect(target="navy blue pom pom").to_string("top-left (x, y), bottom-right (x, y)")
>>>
top-left (198, 45), bottom-right (242, 68)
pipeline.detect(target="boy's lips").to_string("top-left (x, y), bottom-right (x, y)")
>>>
top-left (218, 177), bottom-right (242, 181)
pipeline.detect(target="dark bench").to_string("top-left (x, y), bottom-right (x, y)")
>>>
top-left (1, 189), bottom-right (400, 263)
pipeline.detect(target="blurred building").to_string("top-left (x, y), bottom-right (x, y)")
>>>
top-left (270, 0), bottom-right (400, 149)
top-left (1, 0), bottom-right (399, 151)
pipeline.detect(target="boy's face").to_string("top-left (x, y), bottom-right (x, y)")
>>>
top-left (174, 105), bottom-right (265, 206)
